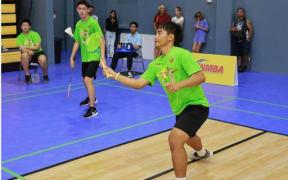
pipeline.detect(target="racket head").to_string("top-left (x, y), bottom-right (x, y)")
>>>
top-left (87, 32), bottom-right (101, 53)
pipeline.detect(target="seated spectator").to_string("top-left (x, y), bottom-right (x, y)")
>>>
top-left (16, 19), bottom-right (49, 84)
top-left (153, 4), bottom-right (171, 58)
top-left (88, 5), bottom-right (99, 21)
top-left (230, 8), bottom-right (253, 72)
top-left (110, 21), bottom-right (142, 78)
top-left (192, 11), bottom-right (209, 53)
top-left (171, 6), bottom-right (184, 27)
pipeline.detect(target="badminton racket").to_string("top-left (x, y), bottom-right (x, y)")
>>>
top-left (67, 68), bottom-right (74, 98)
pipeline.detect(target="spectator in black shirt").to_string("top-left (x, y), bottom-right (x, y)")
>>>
top-left (105, 10), bottom-right (118, 58)
top-left (231, 8), bottom-right (253, 72)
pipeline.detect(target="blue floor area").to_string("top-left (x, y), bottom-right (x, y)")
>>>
top-left (2, 50), bottom-right (288, 179)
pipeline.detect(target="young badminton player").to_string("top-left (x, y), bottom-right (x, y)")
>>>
top-left (103, 22), bottom-right (212, 179)
top-left (70, 0), bottom-right (106, 118)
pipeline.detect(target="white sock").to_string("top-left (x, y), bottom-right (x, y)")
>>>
top-left (196, 147), bottom-right (206, 156)
top-left (176, 177), bottom-right (186, 180)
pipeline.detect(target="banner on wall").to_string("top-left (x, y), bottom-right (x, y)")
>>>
top-left (192, 53), bottom-right (238, 86)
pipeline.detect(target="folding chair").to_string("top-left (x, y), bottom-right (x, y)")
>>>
top-left (119, 37), bottom-right (145, 75)
top-left (18, 62), bottom-right (39, 80)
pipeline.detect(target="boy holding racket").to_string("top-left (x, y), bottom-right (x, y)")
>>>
top-left (70, 0), bottom-right (106, 118)
top-left (103, 22), bottom-right (212, 179)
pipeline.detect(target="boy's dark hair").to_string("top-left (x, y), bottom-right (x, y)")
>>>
top-left (157, 22), bottom-right (183, 47)
top-left (77, 0), bottom-right (90, 8)
top-left (21, 19), bottom-right (31, 26)
top-left (89, 5), bottom-right (94, 9)
top-left (129, 21), bottom-right (138, 28)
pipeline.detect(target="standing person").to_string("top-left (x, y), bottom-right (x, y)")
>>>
top-left (16, 19), bottom-right (49, 84)
top-left (88, 5), bottom-right (98, 21)
top-left (103, 22), bottom-right (212, 180)
top-left (192, 11), bottom-right (209, 53)
top-left (70, 0), bottom-right (106, 118)
top-left (171, 6), bottom-right (184, 27)
top-left (153, 4), bottom-right (171, 58)
top-left (230, 8), bottom-right (253, 72)
top-left (105, 10), bottom-right (118, 58)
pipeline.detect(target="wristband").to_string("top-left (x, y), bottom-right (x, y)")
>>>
top-left (115, 72), bottom-right (120, 80)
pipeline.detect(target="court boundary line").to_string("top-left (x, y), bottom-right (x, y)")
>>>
top-left (210, 117), bottom-right (288, 137)
top-left (2, 98), bottom-right (234, 179)
top-left (2, 166), bottom-right (28, 180)
top-left (214, 104), bottom-right (288, 121)
top-left (6, 129), bottom-right (172, 180)
top-left (3, 80), bottom-right (288, 110)
top-left (2, 81), bottom-right (118, 103)
top-left (2, 83), bottom-right (287, 178)
top-left (153, 83), bottom-right (288, 109)
top-left (144, 131), bottom-right (267, 180)
top-left (8, 116), bottom-right (287, 180)
top-left (2, 78), bottom-right (110, 97)
top-left (95, 83), bottom-right (288, 122)
top-left (2, 114), bottom-right (175, 164)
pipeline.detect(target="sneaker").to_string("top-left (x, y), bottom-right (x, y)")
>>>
top-left (128, 71), bottom-right (133, 78)
top-left (43, 75), bottom-right (50, 83)
top-left (1, 46), bottom-right (8, 52)
top-left (83, 107), bottom-right (98, 118)
top-left (25, 75), bottom-right (32, 84)
top-left (238, 65), bottom-right (247, 72)
top-left (189, 149), bottom-right (213, 161)
top-left (80, 97), bottom-right (98, 106)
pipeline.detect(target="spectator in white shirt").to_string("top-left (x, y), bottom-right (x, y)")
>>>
top-left (171, 7), bottom-right (184, 27)
top-left (88, 5), bottom-right (98, 21)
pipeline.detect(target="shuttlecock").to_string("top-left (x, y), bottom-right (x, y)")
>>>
top-left (65, 27), bottom-right (73, 37)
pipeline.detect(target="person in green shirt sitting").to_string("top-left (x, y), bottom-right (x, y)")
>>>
top-left (70, 0), bottom-right (106, 118)
top-left (103, 22), bottom-right (212, 180)
top-left (16, 19), bottom-right (49, 84)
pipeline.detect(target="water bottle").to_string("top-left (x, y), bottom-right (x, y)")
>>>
top-left (246, 31), bottom-right (249, 40)
top-left (31, 73), bottom-right (40, 83)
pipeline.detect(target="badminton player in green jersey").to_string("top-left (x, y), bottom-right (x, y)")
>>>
top-left (103, 22), bottom-right (212, 179)
top-left (70, 0), bottom-right (106, 118)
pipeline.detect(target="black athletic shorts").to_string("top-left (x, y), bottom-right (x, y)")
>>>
top-left (82, 61), bottom-right (100, 78)
top-left (231, 41), bottom-right (250, 56)
top-left (175, 105), bottom-right (209, 137)
top-left (31, 51), bottom-right (45, 63)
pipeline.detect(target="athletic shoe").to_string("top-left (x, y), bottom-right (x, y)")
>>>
top-left (25, 75), bottom-right (32, 84)
top-left (128, 71), bottom-right (133, 78)
top-left (1, 46), bottom-right (8, 52)
top-left (83, 107), bottom-right (98, 118)
top-left (43, 75), bottom-right (50, 83)
top-left (80, 97), bottom-right (98, 106)
top-left (189, 149), bottom-right (213, 161)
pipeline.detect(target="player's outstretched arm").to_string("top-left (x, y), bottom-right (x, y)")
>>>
top-left (103, 66), bottom-right (150, 89)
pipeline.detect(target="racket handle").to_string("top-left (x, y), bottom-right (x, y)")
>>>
top-left (67, 84), bottom-right (71, 98)
top-left (101, 62), bottom-right (112, 78)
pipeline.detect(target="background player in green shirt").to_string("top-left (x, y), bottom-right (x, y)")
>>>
top-left (16, 19), bottom-right (49, 84)
top-left (103, 22), bottom-right (212, 180)
top-left (70, 0), bottom-right (106, 118)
